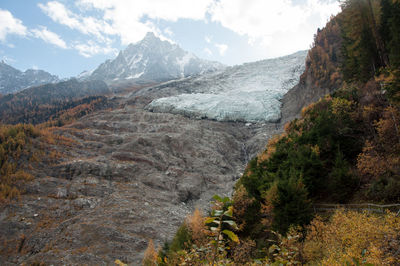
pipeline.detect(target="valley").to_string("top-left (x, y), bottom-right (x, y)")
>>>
top-left (1, 0), bottom-right (399, 264)
top-left (0, 53), bottom-right (300, 264)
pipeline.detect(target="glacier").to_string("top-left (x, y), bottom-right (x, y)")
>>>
top-left (146, 50), bottom-right (307, 123)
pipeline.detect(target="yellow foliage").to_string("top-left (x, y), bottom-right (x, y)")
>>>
top-left (142, 239), bottom-right (158, 266)
top-left (357, 140), bottom-right (387, 180)
top-left (186, 208), bottom-right (207, 246)
top-left (0, 123), bottom-right (67, 202)
top-left (114, 259), bottom-right (127, 266)
top-left (303, 210), bottom-right (400, 265)
top-left (233, 185), bottom-right (255, 231)
top-left (259, 134), bottom-right (284, 163)
top-left (331, 97), bottom-right (353, 115)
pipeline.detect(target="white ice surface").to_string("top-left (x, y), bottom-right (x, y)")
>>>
top-left (147, 50), bottom-right (307, 123)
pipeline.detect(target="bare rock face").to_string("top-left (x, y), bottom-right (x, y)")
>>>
top-left (0, 89), bottom-right (282, 264)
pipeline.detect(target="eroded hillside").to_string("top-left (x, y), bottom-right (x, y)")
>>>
top-left (0, 76), bottom-right (286, 264)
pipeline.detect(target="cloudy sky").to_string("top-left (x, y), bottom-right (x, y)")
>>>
top-left (0, 0), bottom-right (340, 78)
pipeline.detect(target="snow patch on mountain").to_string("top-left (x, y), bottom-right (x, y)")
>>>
top-left (88, 32), bottom-right (224, 84)
top-left (147, 50), bottom-right (307, 123)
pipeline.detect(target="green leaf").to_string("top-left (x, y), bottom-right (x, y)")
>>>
top-left (211, 209), bottom-right (223, 216)
top-left (204, 217), bottom-right (216, 224)
top-left (212, 195), bottom-right (223, 202)
top-left (222, 230), bottom-right (239, 243)
top-left (221, 196), bottom-right (231, 204)
top-left (351, 257), bottom-right (360, 266)
top-left (223, 206), bottom-right (233, 217)
top-left (222, 220), bottom-right (237, 228)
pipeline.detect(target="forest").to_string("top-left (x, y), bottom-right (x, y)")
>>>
top-left (145, 0), bottom-right (400, 264)
top-left (0, 79), bottom-right (111, 125)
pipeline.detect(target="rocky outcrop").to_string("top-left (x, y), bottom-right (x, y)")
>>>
top-left (280, 68), bottom-right (331, 123)
top-left (0, 88), bottom-right (282, 264)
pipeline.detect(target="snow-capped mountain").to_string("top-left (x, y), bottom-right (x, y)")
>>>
top-left (0, 61), bottom-right (59, 95)
top-left (146, 50), bottom-right (308, 123)
top-left (88, 32), bottom-right (224, 83)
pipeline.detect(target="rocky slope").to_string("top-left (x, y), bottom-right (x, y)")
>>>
top-left (0, 61), bottom-right (59, 95)
top-left (0, 51), bottom-right (309, 265)
top-left (0, 93), bottom-right (283, 265)
top-left (86, 32), bottom-right (224, 85)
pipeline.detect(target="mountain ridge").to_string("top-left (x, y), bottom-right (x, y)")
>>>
top-left (0, 61), bottom-right (59, 95)
top-left (86, 32), bottom-right (224, 85)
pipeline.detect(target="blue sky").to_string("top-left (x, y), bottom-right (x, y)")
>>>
top-left (0, 0), bottom-right (341, 78)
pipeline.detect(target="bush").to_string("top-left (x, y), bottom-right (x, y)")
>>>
top-left (303, 210), bottom-right (400, 265)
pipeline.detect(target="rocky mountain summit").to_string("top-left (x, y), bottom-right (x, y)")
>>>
top-left (86, 32), bottom-right (224, 85)
top-left (0, 61), bottom-right (59, 95)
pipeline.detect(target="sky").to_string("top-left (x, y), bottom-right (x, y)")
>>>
top-left (0, 0), bottom-right (341, 78)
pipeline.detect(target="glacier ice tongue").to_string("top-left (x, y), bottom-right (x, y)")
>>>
top-left (146, 50), bottom-right (307, 123)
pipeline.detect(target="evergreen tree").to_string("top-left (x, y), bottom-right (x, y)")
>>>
top-left (388, 1), bottom-right (400, 67)
top-left (272, 178), bottom-right (312, 235)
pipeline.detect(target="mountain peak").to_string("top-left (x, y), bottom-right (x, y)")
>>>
top-left (0, 62), bottom-right (59, 94)
top-left (89, 33), bottom-right (224, 84)
top-left (144, 32), bottom-right (157, 40)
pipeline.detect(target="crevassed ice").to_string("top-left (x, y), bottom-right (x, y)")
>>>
top-left (147, 50), bottom-right (307, 123)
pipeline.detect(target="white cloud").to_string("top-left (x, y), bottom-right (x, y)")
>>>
top-left (164, 27), bottom-right (173, 37)
top-left (73, 41), bottom-right (118, 58)
top-left (215, 43), bottom-right (228, 56)
top-left (75, 0), bottom-right (214, 44)
top-left (204, 47), bottom-right (212, 56)
top-left (209, 0), bottom-right (340, 57)
top-left (36, 0), bottom-right (340, 60)
top-left (38, 1), bottom-right (115, 42)
top-left (31, 26), bottom-right (67, 49)
top-left (0, 9), bottom-right (28, 41)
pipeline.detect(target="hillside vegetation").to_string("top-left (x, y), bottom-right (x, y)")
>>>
top-left (152, 0), bottom-right (400, 264)
top-left (0, 79), bottom-right (111, 203)
top-left (0, 124), bottom-right (73, 202)
top-left (0, 79), bottom-right (111, 125)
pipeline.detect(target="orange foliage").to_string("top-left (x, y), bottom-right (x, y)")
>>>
top-left (142, 239), bottom-right (158, 266)
top-left (232, 185), bottom-right (255, 231)
top-left (186, 208), bottom-right (208, 246)
top-left (0, 123), bottom-right (68, 202)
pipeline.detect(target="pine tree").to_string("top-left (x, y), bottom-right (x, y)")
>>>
top-left (388, 1), bottom-right (400, 67)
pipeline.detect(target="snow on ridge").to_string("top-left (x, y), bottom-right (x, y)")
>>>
top-left (146, 50), bottom-right (307, 123)
top-left (125, 71), bottom-right (144, 79)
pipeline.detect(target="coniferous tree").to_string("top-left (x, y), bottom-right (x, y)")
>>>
top-left (388, 1), bottom-right (400, 67)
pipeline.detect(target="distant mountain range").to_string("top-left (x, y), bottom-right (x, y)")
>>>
top-left (1, 32), bottom-right (224, 95)
top-left (0, 61), bottom-right (59, 95)
top-left (81, 32), bottom-right (224, 84)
